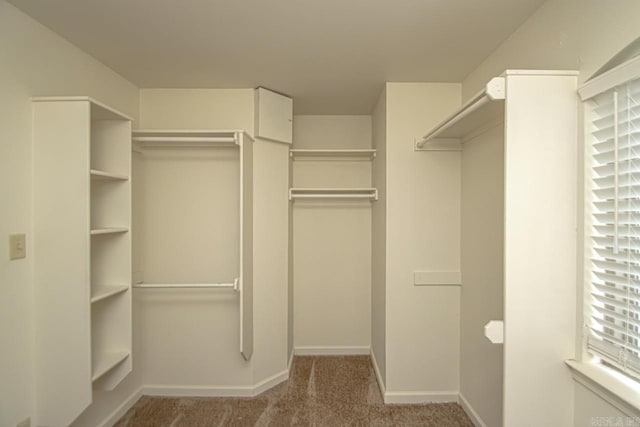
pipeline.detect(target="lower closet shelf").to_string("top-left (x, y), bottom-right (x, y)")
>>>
top-left (91, 285), bottom-right (129, 303)
top-left (92, 351), bottom-right (130, 382)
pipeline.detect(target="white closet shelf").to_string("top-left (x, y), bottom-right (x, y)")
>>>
top-left (289, 149), bottom-right (376, 159)
top-left (90, 227), bottom-right (129, 235)
top-left (91, 285), bottom-right (129, 304)
top-left (90, 169), bottom-right (129, 181)
top-left (92, 351), bottom-right (130, 382)
top-left (289, 187), bottom-right (378, 201)
top-left (32, 96), bottom-right (133, 121)
top-left (132, 129), bottom-right (253, 149)
top-left (415, 76), bottom-right (506, 150)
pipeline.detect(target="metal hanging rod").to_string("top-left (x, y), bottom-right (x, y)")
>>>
top-left (289, 188), bottom-right (378, 201)
top-left (132, 136), bottom-right (236, 143)
top-left (133, 278), bottom-right (239, 291)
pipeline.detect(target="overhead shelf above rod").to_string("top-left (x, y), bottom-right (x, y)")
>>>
top-left (415, 76), bottom-right (506, 151)
top-left (132, 130), bottom-right (253, 150)
top-left (289, 187), bottom-right (378, 201)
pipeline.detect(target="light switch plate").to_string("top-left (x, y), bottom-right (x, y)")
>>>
top-left (9, 233), bottom-right (26, 260)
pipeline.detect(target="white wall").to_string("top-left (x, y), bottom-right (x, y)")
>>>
top-left (292, 116), bottom-right (372, 352)
top-left (460, 125), bottom-right (504, 427)
top-left (0, 2), bottom-right (139, 426)
top-left (384, 83), bottom-right (462, 397)
top-left (371, 88), bottom-right (387, 385)
top-left (463, 0), bottom-right (640, 99)
top-left (461, 0), bottom-right (640, 424)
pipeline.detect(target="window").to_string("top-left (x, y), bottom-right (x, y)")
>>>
top-left (588, 70), bottom-right (640, 379)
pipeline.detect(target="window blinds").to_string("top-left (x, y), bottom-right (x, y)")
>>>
top-left (589, 77), bottom-right (640, 378)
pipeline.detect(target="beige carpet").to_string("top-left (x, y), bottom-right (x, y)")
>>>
top-left (115, 356), bottom-right (474, 426)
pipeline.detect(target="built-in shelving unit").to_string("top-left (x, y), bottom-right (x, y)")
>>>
top-left (289, 147), bottom-right (378, 202)
top-left (289, 149), bottom-right (376, 159)
top-left (415, 76), bottom-right (506, 151)
top-left (289, 187), bottom-right (378, 200)
top-left (33, 96), bottom-right (132, 426)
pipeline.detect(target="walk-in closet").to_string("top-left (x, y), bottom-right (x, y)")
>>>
top-left (5, 1), bottom-right (640, 426)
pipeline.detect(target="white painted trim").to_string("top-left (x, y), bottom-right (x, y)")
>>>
top-left (97, 387), bottom-right (144, 427)
top-left (370, 349), bottom-right (386, 396)
top-left (142, 368), bottom-right (290, 399)
top-left (566, 360), bottom-right (640, 416)
top-left (459, 393), bottom-right (488, 427)
top-left (383, 391), bottom-right (459, 405)
top-left (288, 349), bottom-right (295, 372)
top-left (579, 55), bottom-right (640, 100)
top-left (294, 346), bottom-right (371, 355)
top-left (503, 69), bottom-right (579, 77)
top-left (253, 368), bottom-right (290, 396)
top-left (143, 385), bottom-right (254, 398)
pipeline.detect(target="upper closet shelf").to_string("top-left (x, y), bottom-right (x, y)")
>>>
top-left (415, 76), bottom-right (506, 151)
top-left (132, 130), bottom-right (253, 150)
top-left (32, 96), bottom-right (133, 121)
top-left (290, 149), bottom-right (376, 159)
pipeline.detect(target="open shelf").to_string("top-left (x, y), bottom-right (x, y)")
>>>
top-left (90, 169), bottom-right (129, 181)
top-left (90, 227), bottom-right (129, 235)
top-left (290, 149), bottom-right (376, 159)
top-left (91, 285), bottom-right (129, 304)
top-left (289, 187), bottom-right (378, 201)
top-left (416, 76), bottom-right (505, 150)
top-left (91, 351), bottom-right (130, 382)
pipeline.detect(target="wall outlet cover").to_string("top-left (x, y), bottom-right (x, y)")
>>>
top-left (9, 233), bottom-right (26, 260)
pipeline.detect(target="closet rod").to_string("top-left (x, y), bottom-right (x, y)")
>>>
top-left (291, 194), bottom-right (376, 199)
top-left (133, 278), bottom-right (239, 290)
top-left (132, 136), bottom-right (236, 143)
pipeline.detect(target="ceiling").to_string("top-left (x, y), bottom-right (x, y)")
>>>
top-left (8, 0), bottom-right (546, 114)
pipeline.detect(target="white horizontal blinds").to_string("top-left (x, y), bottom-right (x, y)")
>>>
top-left (589, 76), bottom-right (640, 378)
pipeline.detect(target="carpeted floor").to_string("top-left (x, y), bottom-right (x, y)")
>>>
top-left (115, 356), bottom-right (474, 426)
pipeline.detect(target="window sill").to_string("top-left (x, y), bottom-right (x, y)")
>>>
top-left (566, 359), bottom-right (640, 416)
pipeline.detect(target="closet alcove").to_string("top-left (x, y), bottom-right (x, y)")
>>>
top-left (415, 70), bottom-right (578, 426)
top-left (131, 129), bottom-right (254, 361)
top-left (289, 116), bottom-right (376, 354)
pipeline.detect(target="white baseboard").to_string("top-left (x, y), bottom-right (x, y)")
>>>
top-left (294, 346), bottom-right (371, 355)
top-left (142, 367), bottom-right (290, 400)
top-left (253, 368), bottom-right (290, 396)
top-left (370, 349), bottom-right (386, 396)
top-left (98, 387), bottom-right (144, 427)
top-left (459, 393), bottom-right (488, 427)
top-left (143, 384), bottom-right (255, 398)
top-left (383, 390), bottom-right (459, 405)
